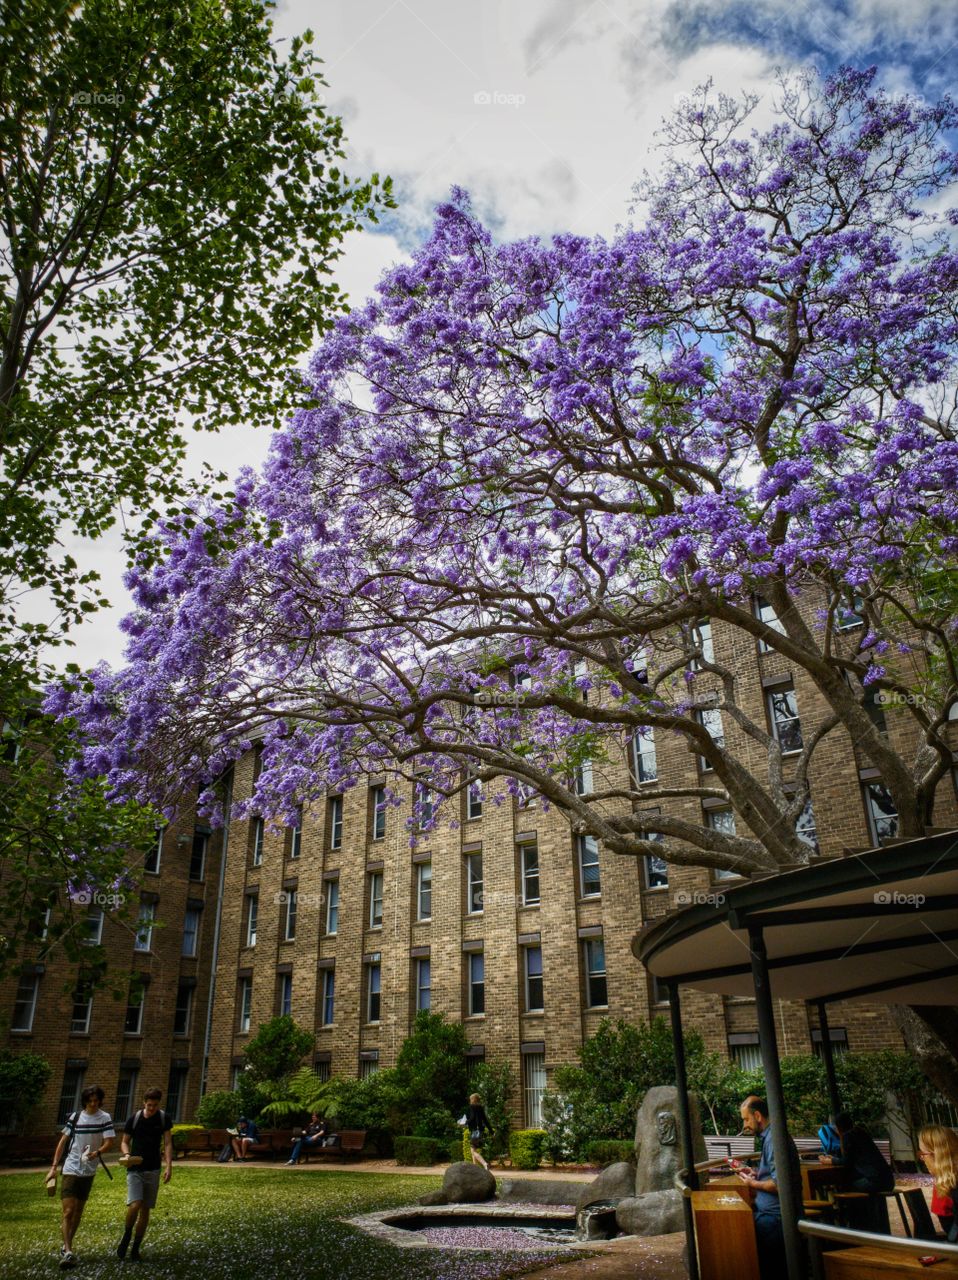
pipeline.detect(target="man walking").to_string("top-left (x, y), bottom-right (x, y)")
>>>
top-left (736, 1094), bottom-right (801, 1280)
top-left (48, 1085), bottom-right (116, 1270)
top-left (117, 1088), bottom-right (173, 1262)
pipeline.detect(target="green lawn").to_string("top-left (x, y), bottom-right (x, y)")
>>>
top-left (0, 1167), bottom-right (564, 1279)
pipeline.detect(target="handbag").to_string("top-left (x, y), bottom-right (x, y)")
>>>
top-left (469, 1127), bottom-right (483, 1144)
top-left (457, 1115), bottom-right (467, 1127)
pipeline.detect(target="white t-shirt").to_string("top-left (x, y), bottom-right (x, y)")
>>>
top-left (61, 1109), bottom-right (116, 1177)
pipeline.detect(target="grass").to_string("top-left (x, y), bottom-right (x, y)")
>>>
top-left (0, 1167), bottom-right (567, 1279)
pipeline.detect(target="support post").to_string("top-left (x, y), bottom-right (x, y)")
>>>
top-left (749, 927), bottom-right (805, 1280)
top-left (668, 979), bottom-right (700, 1280)
top-left (816, 999), bottom-right (842, 1119)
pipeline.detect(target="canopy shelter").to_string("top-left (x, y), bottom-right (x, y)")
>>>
top-left (633, 829), bottom-right (958, 1280)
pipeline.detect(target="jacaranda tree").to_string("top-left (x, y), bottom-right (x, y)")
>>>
top-left (51, 67), bottom-right (958, 1096)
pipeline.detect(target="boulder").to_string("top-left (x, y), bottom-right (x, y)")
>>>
top-left (417, 1189), bottom-right (449, 1205)
top-left (498, 1178), bottom-right (581, 1206)
top-left (634, 1086), bottom-right (708, 1194)
top-left (615, 1190), bottom-right (685, 1237)
top-left (441, 1161), bottom-right (496, 1203)
top-left (575, 1160), bottom-right (636, 1213)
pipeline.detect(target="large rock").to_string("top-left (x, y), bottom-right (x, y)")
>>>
top-left (441, 1161), bottom-right (496, 1203)
top-left (498, 1178), bottom-right (582, 1206)
top-left (575, 1161), bottom-right (636, 1213)
top-left (616, 1190), bottom-right (685, 1237)
top-left (634, 1086), bottom-right (708, 1195)
top-left (417, 1189), bottom-right (449, 1205)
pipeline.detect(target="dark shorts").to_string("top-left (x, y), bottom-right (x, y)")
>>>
top-left (60, 1174), bottom-right (94, 1202)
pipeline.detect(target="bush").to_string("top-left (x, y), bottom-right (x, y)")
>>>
top-left (170, 1124), bottom-right (205, 1152)
top-left (394, 1136), bottom-right (444, 1165)
top-left (467, 1060), bottom-right (514, 1161)
top-left (196, 1090), bottom-right (240, 1130)
top-left (586, 1139), bottom-right (634, 1166)
top-left (242, 1016), bottom-right (314, 1084)
top-left (411, 1102), bottom-right (457, 1143)
top-left (450, 1135), bottom-right (466, 1163)
top-left (509, 1129), bottom-right (547, 1171)
top-left (0, 1051), bottom-right (52, 1133)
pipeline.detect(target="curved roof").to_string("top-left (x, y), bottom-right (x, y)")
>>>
top-left (633, 830), bottom-right (958, 1005)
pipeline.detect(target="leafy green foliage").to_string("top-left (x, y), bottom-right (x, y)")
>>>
top-left (393, 1136), bottom-right (446, 1166)
top-left (257, 1067), bottom-right (337, 1126)
top-left (585, 1140), bottom-right (635, 1166)
top-left (195, 1090), bottom-right (241, 1130)
top-left (467, 1059), bottom-right (515, 1161)
top-left (170, 1124), bottom-right (205, 1152)
top-left (0, 1050), bottom-right (52, 1132)
top-left (508, 1129), bottom-right (547, 1171)
top-left (0, 0), bottom-right (392, 678)
top-left (391, 1012), bottom-right (470, 1130)
top-left (242, 1016), bottom-right (314, 1085)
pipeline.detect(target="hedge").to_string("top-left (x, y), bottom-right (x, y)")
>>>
top-left (586, 1139), bottom-right (634, 1166)
top-left (394, 1136), bottom-right (445, 1166)
top-left (170, 1124), bottom-right (205, 1152)
top-left (509, 1129), bottom-right (547, 1171)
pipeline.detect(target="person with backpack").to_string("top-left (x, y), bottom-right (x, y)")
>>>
top-left (116, 1087), bottom-right (173, 1261)
top-left (47, 1085), bottom-right (116, 1270)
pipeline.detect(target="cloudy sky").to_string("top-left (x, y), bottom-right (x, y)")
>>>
top-left (62, 0), bottom-right (958, 670)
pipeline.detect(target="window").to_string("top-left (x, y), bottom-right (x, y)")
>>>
top-left (57, 1066), bottom-right (85, 1125)
top-left (365, 957), bottom-right (381, 1023)
top-left (321, 969), bottom-right (335, 1026)
top-left (755, 596), bottom-right (785, 651)
top-left (577, 834), bottom-right (601, 898)
top-left (690, 617), bottom-right (714, 669)
top-left (864, 782), bottom-right (899, 844)
top-left (173, 982), bottom-right (193, 1036)
top-left (368, 872), bottom-right (383, 929)
top-left (632, 729), bottom-right (657, 783)
top-left (252, 817), bottom-right (265, 866)
top-left (837, 596), bottom-right (864, 629)
top-left (416, 957), bottom-right (431, 1012)
top-left (84, 907), bottom-right (104, 946)
top-left (11, 972), bottom-right (40, 1032)
top-left (730, 1034), bottom-right (762, 1070)
top-left (519, 842), bottom-right (540, 905)
top-left (644, 849), bottom-right (669, 889)
top-left (795, 794), bottom-right (820, 854)
top-left (524, 947), bottom-right (544, 1012)
top-left (584, 939), bottom-right (608, 1007)
top-left (812, 1028), bottom-right (849, 1059)
top-left (371, 786), bottom-right (387, 840)
top-left (767, 686), bottom-right (803, 753)
top-left (651, 975), bottom-right (671, 1006)
top-left (278, 972), bottom-right (292, 1018)
top-left (314, 1060), bottom-right (331, 1084)
top-left (182, 907), bottom-right (201, 958)
top-left (466, 853), bottom-right (484, 914)
top-left (863, 687), bottom-right (888, 733)
top-left (70, 986), bottom-right (93, 1034)
top-left (238, 977), bottom-right (253, 1033)
top-left (245, 895), bottom-right (258, 948)
top-left (416, 861), bottom-right (432, 921)
top-left (134, 901), bottom-right (155, 953)
top-left (516, 780), bottom-right (536, 809)
top-left (466, 774), bottom-right (483, 819)
top-left (115, 1067), bottom-right (138, 1123)
top-left (695, 706), bottom-right (725, 768)
top-left (145, 828), bottom-right (163, 874)
top-left (360, 1054), bottom-right (379, 1080)
top-left (124, 985), bottom-right (144, 1035)
top-left (283, 890), bottom-right (297, 941)
top-left (166, 1065), bottom-right (188, 1122)
top-left (189, 830), bottom-right (208, 881)
top-left (289, 807), bottom-right (303, 859)
top-left (523, 1052), bottom-right (546, 1127)
top-left (329, 796), bottom-right (343, 849)
top-left (415, 778), bottom-right (434, 828)
top-left (707, 809), bottom-right (741, 880)
top-left (468, 952), bottom-right (485, 1015)
top-left (573, 759), bottom-right (594, 795)
top-left (324, 879), bottom-right (339, 935)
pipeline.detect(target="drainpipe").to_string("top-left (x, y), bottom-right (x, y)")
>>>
top-left (201, 771), bottom-right (233, 1095)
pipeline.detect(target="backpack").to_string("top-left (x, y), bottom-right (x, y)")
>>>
top-left (57, 1111), bottom-right (80, 1169)
top-left (818, 1124), bottom-right (842, 1157)
top-left (131, 1108), bottom-right (167, 1132)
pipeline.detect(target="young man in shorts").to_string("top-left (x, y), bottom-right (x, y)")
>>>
top-left (48, 1085), bottom-right (116, 1269)
top-left (117, 1087), bottom-right (173, 1261)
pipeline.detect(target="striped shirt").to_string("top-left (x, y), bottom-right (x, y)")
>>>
top-left (61, 1109), bottom-right (115, 1177)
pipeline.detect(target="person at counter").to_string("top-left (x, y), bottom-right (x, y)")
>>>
top-left (736, 1094), bottom-right (801, 1280)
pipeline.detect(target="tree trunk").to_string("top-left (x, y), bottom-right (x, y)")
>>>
top-left (891, 1006), bottom-right (958, 1108)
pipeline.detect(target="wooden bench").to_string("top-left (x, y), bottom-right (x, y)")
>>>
top-left (176, 1131), bottom-right (214, 1159)
top-left (704, 1136), bottom-right (759, 1161)
top-left (302, 1129), bottom-right (367, 1161)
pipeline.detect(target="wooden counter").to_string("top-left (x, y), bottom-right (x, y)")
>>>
top-left (690, 1189), bottom-right (760, 1280)
top-left (824, 1245), bottom-right (958, 1277)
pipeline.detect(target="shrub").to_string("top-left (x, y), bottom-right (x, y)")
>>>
top-left (390, 1012), bottom-right (470, 1134)
top-left (509, 1128), bottom-right (547, 1171)
top-left (586, 1139), bottom-right (634, 1166)
top-left (170, 1124), bottom-right (205, 1152)
top-left (394, 1136), bottom-right (444, 1165)
top-left (242, 1016), bottom-right (314, 1084)
top-left (196, 1090), bottom-right (240, 1130)
top-left (467, 1060), bottom-right (515, 1160)
top-left (450, 1135), bottom-right (466, 1163)
top-left (462, 1126), bottom-right (472, 1162)
top-left (411, 1102), bottom-right (457, 1142)
top-left (0, 1051), bottom-right (52, 1133)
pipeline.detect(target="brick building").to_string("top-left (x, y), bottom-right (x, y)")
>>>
top-left (6, 604), bottom-right (958, 1134)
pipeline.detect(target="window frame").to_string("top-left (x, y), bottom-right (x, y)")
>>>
top-left (519, 841), bottom-right (540, 906)
top-left (416, 860), bottom-right (432, 921)
top-left (238, 977), bottom-right (253, 1033)
top-left (371, 785), bottom-right (387, 840)
top-left (324, 878), bottom-right (339, 935)
top-left (189, 830), bottom-right (208, 882)
top-left (368, 871), bottom-right (384, 930)
top-left (289, 807), bottom-right (303, 860)
top-left (584, 938), bottom-right (608, 1008)
top-left (468, 951), bottom-right (485, 1016)
top-left (173, 982), bottom-right (193, 1036)
top-left (576, 833), bottom-right (601, 898)
top-left (133, 900), bottom-right (155, 953)
top-left (329, 795), bottom-right (343, 850)
top-left (182, 906), bottom-right (201, 958)
top-left (245, 894), bottom-right (259, 948)
top-left (631, 728), bottom-right (658, 784)
top-left (11, 972), bottom-right (40, 1032)
top-left (365, 958), bottom-right (381, 1024)
top-left (251, 816), bottom-right (265, 867)
top-left (283, 890), bottom-right (297, 942)
top-left (278, 972), bottom-right (293, 1018)
top-left (321, 968), bottom-right (335, 1026)
top-left (524, 946), bottom-right (544, 1012)
top-left (466, 852), bottom-right (484, 915)
top-left (416, 956), bottom-right (431, 1012)
top-left (767, 685), bottom-right (804, 754)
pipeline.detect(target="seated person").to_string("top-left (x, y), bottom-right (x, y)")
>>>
top-left (231, 1117), bottom-right (259, 1161)
top-left (919, 1125), bottom-right (958, 1241)
top-left (286, 1114), bottom-right (329, 1165)
top-left (820, 1111), bottom-right (894, 1233)
top-left (818, 1119), bottom-right (842, 1158)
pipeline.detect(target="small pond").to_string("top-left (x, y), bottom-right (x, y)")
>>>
top-left (385, 1211), bottom-right (577, 1249)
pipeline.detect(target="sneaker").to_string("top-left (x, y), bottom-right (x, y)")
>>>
top-left (129, 1245), bottom-right (142, 1263)
top-left (117, 1230), bottom-right (132, 1260)
top-left (59, 1248), bottom-right (76, 1270)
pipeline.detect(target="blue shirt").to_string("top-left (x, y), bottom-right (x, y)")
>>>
top-left (755, 1124), bottom-right (781, 1215)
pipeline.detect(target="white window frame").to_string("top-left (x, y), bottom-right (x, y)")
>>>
top-left (519, 842), bottom-right (540, 906)
top-left (70, 987), bottom-right (93, 1034)
top-left (767, 686), bottom-right (803, 754)
top-left (466, 775), bottom-right (483, 819)
top-left (371, 786), bottom-right (387, 840)
top-left (321, 968), bottom-right (335, 1025)
top-left (134, 901), bottom-right (155, 953)
top-left (252, 817), bottom-right (265, 866)
top-left (289, 807), bottom-right (303, 860)
top-left (124, 987), bottom-right (144, 1035)
top-left (864, 781), bottom-right (899, 844)
top-left (145, 827), bottom-right (163, 874)
top-left (584, 938), bottom-right (608, 1008)
top-left (522, 1051), bottom-right (546, 1128)
top-left (11, 972), bottom-right (40, 1032)
top-left (284, 890), bottom-right (297, 941)
top-left (690, 617), bottom-right (714, 669)
top-left (85, 906), bottom-right (104, 946)
top-left (324, 878), bottom-right (339, 935)
top-left (238, 977), bottom-right (253, 1033)
top-left (754, 595), bottom-right (785, 651)
top-left (631, 729), bottom-right (657, 783)
top-left (573, 758), bottom-right (594, 795)
top-left (415, 778), bottom-right (434, 828)
top-left (416, 957), bottom-right (431, 1011)
top-left (466, 852), bottom-right (483, 914)
top-left (245, 894), bottom-right (258, 948)
top-left (329, 796), bottom-right (343, 849)
top-left (366, 958), bottom-right (381, 1024)
top-left (368, 872), bottom-right (383, 929)
top-left (182, 907), bottom-right (200, 957)
top-left (577, 834), bottom-right (601, 898)
top-left (278, 972), bottom-right (292, 1018)
top-left (524, 946), bottom-right (544, 1012)
top-left (696, 706), bottom-right (725, 769)
top-left (416, 860), bottom-right (432, 921)
top-left (468, 951), bottom-right (485, 1016)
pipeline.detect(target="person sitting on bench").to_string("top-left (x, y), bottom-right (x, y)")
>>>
top-left (286, 1114), bottom-right (329, 1165)
top-left (819, 1111), bottom-right (894, 1233)
top-left (231, 1117), bottom-right (259, 1162)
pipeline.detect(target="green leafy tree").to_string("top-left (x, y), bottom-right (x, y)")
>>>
top-left (258, 1067), bottom-right (336, 1126)
top-left (0, 0), bottom-right (391, 679)
top-left (0, 1050), bottom-right (52, 1132)
top-left (195, 1089), bottom-right (240, 1130)
top-left (390, 1011), bottom-right (470, 1133)
top-left (467, 1059), bottom-right (515, 1161)
top-left (242, 1015), bottom-right (313, 1085)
